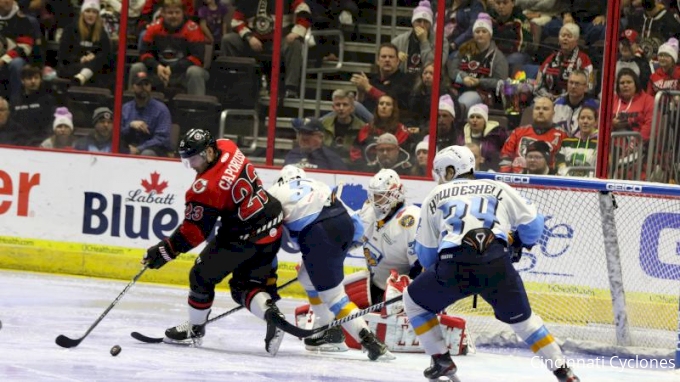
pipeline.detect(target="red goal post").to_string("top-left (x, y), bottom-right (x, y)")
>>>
top-left (446, 173), bottom-right (680, 361)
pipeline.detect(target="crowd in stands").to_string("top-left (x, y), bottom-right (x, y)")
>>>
top-left (0, 0), bottom-right (677, 182)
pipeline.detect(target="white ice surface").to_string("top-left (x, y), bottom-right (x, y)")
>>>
top-left (1, 269), bottom-right (679, 382)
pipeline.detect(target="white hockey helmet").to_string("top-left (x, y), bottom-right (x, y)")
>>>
top-left (432, 145), bottom-right (475, 183)
top-left (278, 165), bottom-right (307, 183)
top-left (368, 169), bottom-right (405, 221)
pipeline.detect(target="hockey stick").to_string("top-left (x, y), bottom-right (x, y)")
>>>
top-left (56, 265), bottom-right (148, 348)
top-left (131, 277), bottom-right (299, 343)
top-left (267, 295), bottom-right (403, 338)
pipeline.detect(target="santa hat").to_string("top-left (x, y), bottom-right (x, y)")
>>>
top-left (467, 103), bottom-right (489, 124)
top-left (412, 0), bottom-right (433, 25)
top-left (658, 38), bottom-right (679, 63)
top-left (472, 13), bottom-right (493, 36)
top-left (81, 0), bottom-right (101, 12)
top-left (53, 107), bottom-right (73, 131)
top-left (438, 94), bottom-right (455, 117)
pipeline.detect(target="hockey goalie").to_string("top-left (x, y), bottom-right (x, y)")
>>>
top-left (294, 169), bottom-right (473, 355)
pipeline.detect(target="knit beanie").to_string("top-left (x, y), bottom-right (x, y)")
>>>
top-left (53, 107), bottom-right (74, 131)
top-left (92, 107), bottom-right (113, 125)
top-left (467, 103), bottom-right (489, 124)
top-left (658, 38), bottom-right (679, 63)
top-left (81, 0), bottom-right (101, 12)
top-left (560, 23), bottom-right (580, 40)
top-left (472, 13), bottom-right (493, 36)
top-left (415, 140), bottom-right (428, 153)
top-left (438, 94), bottom-right (455, 117)
top-left (525, 140), bottom-right (552, 162)
top-left (412, 0), bottom-right (433, 25)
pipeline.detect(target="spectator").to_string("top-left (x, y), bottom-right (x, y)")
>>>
top-left (627, 0), bottom-right (680, 54)
top-left (456, 103), bottom-right (508, 171)
top-left (57, 0), bottom-right (112, 86)
top-left (522, 140), bottom-right (555, 174)
top-left (0, 0), bottom-right (34, 100)
top-left (442, 0), bottom-right (486, 54)
top-left (222, 0), bottom-right (310, 99)
top-left (40, 107), bottom-right (76, 150)
top-left (447, 12), bottom-right (509, 108)
top-left (514, 0), bottom-right (559, 27)
top-left (197, 0), bottom-right (228, 49)
top-left (121, 71), bottom-right (173, 156)
top-left (410, 140), bottom-right (429, 176)
top-left (284, 117), bottom-right (348, 171)
top-left (422, 94), bottom-right (463, 151)
top-left (350, 94), bottom-right (411, 169)
top-left (616, 29), bottom-right (653, 91)
top-left (552, 70), bottom-right (599, 137)
top-left (130, 0), bottom-right (209, 96)
top-left (0, 96), bottom-right (25, 145)
top-left (556, 105), bottom-right (598, 176)
top-left (613, 68), bottom-right (655, 143)
top-left (138, 0), bottom-right (196, 33)
top-left (10, 65), bottom-right (55, 147)
top-left (534, 23), bottom-right (593, 100)
top-left (321, 89), bottom-right (366, 162)
top-left (500, 97), bottom-right (568, 172)
top-left (542, 2), bottom-right (606, 45)
top-left (362, 133), bottom-right (413, 175)
top-left (465, 141), bottom-right (491, 171)
top-left (489, 0), bottom-right (532, 74)
top-left (407, 61), bottom-right (460, 134)
top-left (648, 38), bottom-right (680, 95)
top-left (100, 0), bottom-right (146, 42)
top-left (74, 107), bottom-right (114, 153)
top-left (351, 43), bottom-right (413, 113)
top-left (392, 1), bottom-right (447, 76)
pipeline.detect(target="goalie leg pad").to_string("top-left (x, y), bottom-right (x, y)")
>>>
top-left (343, 270), bottom-right (371, 309)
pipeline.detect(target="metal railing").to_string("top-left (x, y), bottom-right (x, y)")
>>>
top-left (648, 90), bottom-right (680, 183)
top-left (608, 131), bottom-right (643, 181)
top-left (298, 29), bottom-right (345, 118)
top-left (219, 109), bottom-right (259, 154)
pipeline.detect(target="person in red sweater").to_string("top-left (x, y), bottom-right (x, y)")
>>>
top-left (647, 38), bottom-right (680, 95)
top-left (613, 68), bottom-right (655, 143)
top-left (500, 96), bottom-right (568, 173)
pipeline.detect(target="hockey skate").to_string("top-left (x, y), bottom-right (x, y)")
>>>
top-left (163, 321), bottom-right (206, 346)
top-left (264, 301), bottom-right (286, 356)
top-left (424, 352), bottom-right (461, 382)
top-left (554, 366), bottom-right (580, 382)
top-left (304, 326), bottom-right (348, 352)
top-left (359, 328), bottom-right (395, 361)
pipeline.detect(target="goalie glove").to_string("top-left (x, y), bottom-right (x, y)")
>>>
top-left (143, 239), bottom-right (177, 269)
top-left (382, 269), bottom-right (411, 317)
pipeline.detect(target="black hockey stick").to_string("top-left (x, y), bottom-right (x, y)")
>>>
top-left (131, 277), bottom-right (299, 343)
top-left (56, 265), bottom-right (149, 348)
top-left (267, 295), bottom-right (403, 338)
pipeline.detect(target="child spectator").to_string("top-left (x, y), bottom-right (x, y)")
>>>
top-left (10, 65), bottom-right (56, 147)
top-left (41, 107), bottom-right (76, 149)
top-left (197, 0), bottom-right (228, 49)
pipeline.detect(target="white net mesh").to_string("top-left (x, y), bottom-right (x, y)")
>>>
top-left (446, 184), bottom-right (680, 358)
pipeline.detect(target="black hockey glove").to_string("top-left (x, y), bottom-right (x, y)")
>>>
top-left (143, 240), bottom-right (177, 269)
top-left (509, 232), bottom-right (533, 263)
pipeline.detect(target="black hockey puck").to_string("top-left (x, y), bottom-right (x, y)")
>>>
top-left (110, 345), bottom-right (121, 356)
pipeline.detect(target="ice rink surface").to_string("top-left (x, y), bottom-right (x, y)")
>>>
top-left (1, 269), bottom-right (679, 382)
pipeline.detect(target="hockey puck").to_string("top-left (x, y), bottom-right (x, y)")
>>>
top-left (110, 345), bottom-right (121, 356)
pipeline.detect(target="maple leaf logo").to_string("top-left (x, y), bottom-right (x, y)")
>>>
top-left (141, 172), bottom-right (169, 194)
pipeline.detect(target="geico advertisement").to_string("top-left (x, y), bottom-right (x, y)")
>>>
top-left (1, 149), bottom-right (679, 293)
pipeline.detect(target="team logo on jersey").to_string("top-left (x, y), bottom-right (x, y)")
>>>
top-left (363, 247), bottom-right (378, 267)
top-left (192, 178), bottom-right (208, 194)
top-left (399, 214), bottom-right (415, 228)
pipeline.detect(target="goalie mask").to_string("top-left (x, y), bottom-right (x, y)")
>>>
top-left (278, 165), bottom-right (307, 184)
top-left (432, 145), bottom-right (475, 183)
top-left (368, 169), bottom-right (405, 221)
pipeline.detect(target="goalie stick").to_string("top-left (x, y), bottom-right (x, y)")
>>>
top-left (56, 265), bottom-right (149, 348)
top-left (267, 295), bottom-right (403, 338)
top-left (131, 277), bottom-right (299, 343)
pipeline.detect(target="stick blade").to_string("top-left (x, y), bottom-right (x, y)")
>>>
top-left (265, 309), bottom-right (315, 338)
top-left (55, 335), bottom-right (82, 348)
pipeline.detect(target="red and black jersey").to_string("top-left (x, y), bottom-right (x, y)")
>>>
top-left (0, 10), bottom-right (34, 63)
top-left (647, 66), bottom-right (680, 96)
top-left (140, 17), bottom-right (205, 73)
top-left (231, 0), bottom-right (311, 41)
top-left (168, 139), bottom-right (283, 254)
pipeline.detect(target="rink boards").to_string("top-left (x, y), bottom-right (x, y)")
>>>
top-left (0, 147), bottom-right (679, 329)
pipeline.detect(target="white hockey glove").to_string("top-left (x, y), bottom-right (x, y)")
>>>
top-left (382, 269), bottom-right (411, 317)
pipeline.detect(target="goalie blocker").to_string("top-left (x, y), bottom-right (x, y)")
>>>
top-left (294, 270), bottom-right (473, 355)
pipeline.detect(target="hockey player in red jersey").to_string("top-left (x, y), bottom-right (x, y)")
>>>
top-left (142, 129), bottom-right (287, 355)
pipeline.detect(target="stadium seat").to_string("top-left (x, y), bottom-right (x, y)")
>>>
top-left (66, 87), bottom-right (114, 128)
top-left (208, 56), bottom-right (260, 109)
top-left (170, 94), bottom-right (221, 138)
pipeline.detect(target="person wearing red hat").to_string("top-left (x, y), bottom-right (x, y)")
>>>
top-left (616, 29), bottom-right (653, 91)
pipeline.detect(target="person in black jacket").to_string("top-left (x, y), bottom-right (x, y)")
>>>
top-left (56, 0), bottom-right (112, 85)
top-left (10, 65), bottom-right (55, 146)
top-left (284, 118), bottom-right (348, 171)
top-left (0, 96), bottom-right (26, 146)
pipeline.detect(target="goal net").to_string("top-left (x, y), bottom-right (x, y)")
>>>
top-left (445, 173), bottom-right (680, 359)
